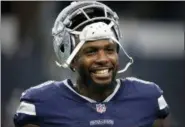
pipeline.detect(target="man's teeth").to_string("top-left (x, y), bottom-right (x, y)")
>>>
top-left (94, 69), bottom-right (109, 74)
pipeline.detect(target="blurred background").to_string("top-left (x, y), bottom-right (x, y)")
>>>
top-left (1, 1), bottom-right (185, 127)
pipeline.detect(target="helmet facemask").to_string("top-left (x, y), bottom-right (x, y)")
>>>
top-left (52, 1), bottom-right (133, 74)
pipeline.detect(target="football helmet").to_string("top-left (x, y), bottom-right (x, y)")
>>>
top-left (52, 1), bottom-right (133, 73)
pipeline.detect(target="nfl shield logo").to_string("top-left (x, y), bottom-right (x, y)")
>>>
top-left (96, 104), bottom-right (106, 113)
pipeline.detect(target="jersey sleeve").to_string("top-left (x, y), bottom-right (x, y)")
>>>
top-left (154, 84), bottom-right (170, 119)
top-left (13, 88), bottom-right (40, 127)
top-left (14, 80), bottom-right (55, 127)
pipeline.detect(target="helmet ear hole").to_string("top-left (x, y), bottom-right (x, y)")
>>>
top-left (60, 44), bottom-right (65, 52)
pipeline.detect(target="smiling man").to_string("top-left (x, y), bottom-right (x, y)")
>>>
top-left (73, 39), bottom-right (119, 102)
top-left (14, 1), bottom-right (170, 127)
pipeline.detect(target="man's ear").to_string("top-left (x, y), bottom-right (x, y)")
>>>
top-left (70, 56), bottom-right (78, 72)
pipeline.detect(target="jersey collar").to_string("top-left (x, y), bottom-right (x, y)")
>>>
top-left (63, 79), bottom-right (121, 103)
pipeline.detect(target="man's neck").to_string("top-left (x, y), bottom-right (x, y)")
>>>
top-left (75, 80), bottom-right (117, 102)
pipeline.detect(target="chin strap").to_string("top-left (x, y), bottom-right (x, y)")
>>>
top-left (111, 37), bottom-right (134, 74)
top-left (108, 22), bottom-right (134, 74)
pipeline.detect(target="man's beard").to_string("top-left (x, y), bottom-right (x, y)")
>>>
top-left (77, 66), bottom-right (118, 93)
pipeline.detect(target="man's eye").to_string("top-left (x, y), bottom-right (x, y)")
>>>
top-left (85, 50), bottom-right (96, 55)
top-left (106, 48), bottom-right (115, 52)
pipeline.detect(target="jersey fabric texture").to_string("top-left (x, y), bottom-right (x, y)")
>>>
top-left (14, 77), bottom-right (169, 127)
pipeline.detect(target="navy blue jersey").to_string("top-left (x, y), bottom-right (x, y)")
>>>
top-left (14, 77), bottom-right (169, 127)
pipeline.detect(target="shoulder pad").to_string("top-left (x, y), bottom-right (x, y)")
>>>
top-left (123, 77), bottom-right (162, 97)
top-left (125, 77), bottom-right (154, 85)
top-left (20, 80), bottom-right (55, 102)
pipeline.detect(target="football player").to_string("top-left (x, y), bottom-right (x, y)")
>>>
top-left (14, 1), bottom-right (170, 127)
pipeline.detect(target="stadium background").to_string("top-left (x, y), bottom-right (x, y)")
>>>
top-left (1, 1), bottom-right (185, 127)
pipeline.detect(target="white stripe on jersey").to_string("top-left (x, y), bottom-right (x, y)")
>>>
top-left (16, 101), bottom-right (36, 115)
top-left (158, 95), bottom-right (168, 110)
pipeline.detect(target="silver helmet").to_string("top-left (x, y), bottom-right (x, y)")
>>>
top-left (52, 1), bottom-right (133, 73)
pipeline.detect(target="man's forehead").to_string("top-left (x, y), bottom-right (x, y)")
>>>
top-left (82, 39), bottom-right (116, 49)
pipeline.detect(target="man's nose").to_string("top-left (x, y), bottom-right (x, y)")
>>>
top-left (95, 50), bottom-right (109, 64)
